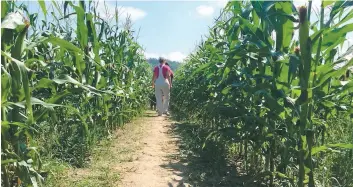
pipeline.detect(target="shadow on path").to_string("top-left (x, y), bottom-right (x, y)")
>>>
top-left (160, 121), bottom-right (267, 187)
top-left (142, 110), bottom-right (158, 118)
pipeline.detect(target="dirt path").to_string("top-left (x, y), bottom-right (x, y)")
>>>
top-left (118, 111), bottom-right (186, 187)
top-left (53, 110), bottom-right (188, 187)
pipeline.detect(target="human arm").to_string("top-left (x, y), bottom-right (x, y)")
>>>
top-left (170, 71), bottom-right (174, 84)
top-left (166, 70), bottom-right (172, 88)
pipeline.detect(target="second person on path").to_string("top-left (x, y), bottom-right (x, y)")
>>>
top-left (152, 57), bottom-right (172, 116)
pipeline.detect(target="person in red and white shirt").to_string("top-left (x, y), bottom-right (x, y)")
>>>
top-left (152, 57), bottom-right (172, 116)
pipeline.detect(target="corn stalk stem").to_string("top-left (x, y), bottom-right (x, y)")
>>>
top-left (298, 5), bottom-right (311, 187)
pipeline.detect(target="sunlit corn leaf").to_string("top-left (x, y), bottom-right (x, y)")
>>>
top-left (1, 11), bottom-right (26, 32)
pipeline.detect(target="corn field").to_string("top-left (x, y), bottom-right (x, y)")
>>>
top-left (172, 1), bottom-right (353, 187)
top-left (1, 1), bottom-right (151, 186)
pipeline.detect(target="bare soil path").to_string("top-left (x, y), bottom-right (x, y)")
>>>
top-left (119, 111), bottom-right (187, 187)
top-left (52, 110), bottom-right (188, 187)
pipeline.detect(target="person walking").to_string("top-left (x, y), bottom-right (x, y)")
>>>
top-left (152, 57), bottom-right (172, 116)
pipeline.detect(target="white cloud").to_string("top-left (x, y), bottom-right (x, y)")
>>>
top-left (214, 0), bottom-right (229, 8)
top-left (94, 1), bottom-right (146, 22)
top-left (145, 51), bottom-right (187, 62)
top-left (118, 6), bottom-right (147, 22)
top-left (168, 52), bottom-right (187, 62)
top-left (196, 5), bottom-right (214, 17)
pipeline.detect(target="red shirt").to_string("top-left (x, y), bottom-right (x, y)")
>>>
top-left (154, 65), bottom-right (172, 79)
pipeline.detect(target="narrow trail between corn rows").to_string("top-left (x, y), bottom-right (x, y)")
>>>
top-left (62, 110), bottom-right (188, 187)
top-left (118, 111), bottom-right (186, 187)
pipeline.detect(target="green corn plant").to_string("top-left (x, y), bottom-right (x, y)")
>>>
top-left (171, 1), bottom-right (353, 186)
top-left (1, 7), bottom-right (43, 186)
top-left (1, 0), bottom-right (152, 186)
top-left (296, 5), bottom-right (312, 187)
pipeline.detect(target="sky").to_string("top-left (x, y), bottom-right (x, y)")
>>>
top-left (16, 0), bottom-right (353, 62)
top-left (91, 1), bottom-right (229, 61)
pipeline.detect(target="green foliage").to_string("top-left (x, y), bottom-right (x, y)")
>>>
top-left (1, 1), bottom-right (151, 186)
top-left (172, 1), bottom-right (353, 186)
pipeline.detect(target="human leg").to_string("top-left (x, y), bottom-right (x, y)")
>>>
top-left (154, 85), bottom-right (163, 116)
top-left (161, 85), bottom-right (170, 114)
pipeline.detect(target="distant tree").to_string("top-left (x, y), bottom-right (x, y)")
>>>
top-left (147, 58), bottom-right (181, 72)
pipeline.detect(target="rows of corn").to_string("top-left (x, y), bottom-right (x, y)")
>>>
top-left (172, 1), bottom-right (353, 187)
top-left (1, 1), bottom-right (151, 186)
